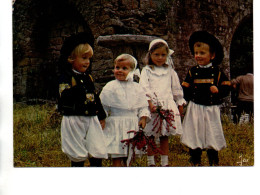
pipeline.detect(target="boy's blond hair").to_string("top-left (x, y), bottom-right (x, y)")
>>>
top-left (114, 54), bottom-right (135, 70)
top-left (68, 43), bottom-right (93, 64)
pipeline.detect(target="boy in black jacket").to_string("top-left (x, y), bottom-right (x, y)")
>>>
top-left (181, 31), bottom-right (231, 166)
top-left (58, 32), bottom-right (107, 167)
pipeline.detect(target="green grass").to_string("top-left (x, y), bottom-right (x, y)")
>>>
top-left (13, 103), bottom-right (254, 167)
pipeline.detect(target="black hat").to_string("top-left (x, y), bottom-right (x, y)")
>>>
top-left (60, 32), bottom-right (94, 59)
top-left (58, 32), bottom-right (94, 72)
top-left (189, 31), bottom-right (224, 65)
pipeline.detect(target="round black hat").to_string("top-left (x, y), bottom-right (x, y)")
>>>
top-left (60, 32), bottom-right (94, 59)
top-left (189, 31), bottom-right (224, 65)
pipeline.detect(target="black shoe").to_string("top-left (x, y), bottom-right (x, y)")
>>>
top-left (207, 149), bottom-right (219, 166)
top-left (89, 158), bottom-right (102, 167)
top-left (189, 148), bottom-right (202, 166)
top-left (71, 161), bottom-right (85, 167)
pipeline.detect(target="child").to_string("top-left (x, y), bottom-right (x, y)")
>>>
top-left (58, 32), bottom-right (108, 167)
top-left (181, 31), bottom-right (231, 166)
top-left (100, 54), bottom-right (150, 167)
top-left (231, 66), bottom-right (253, 124)
top-left (139, 39), bottom-right (186, 167)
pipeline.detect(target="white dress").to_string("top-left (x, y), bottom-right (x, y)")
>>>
top-left (100, 80), bottom-right (150, 158)
top-left (139, 65), bottom-right (186, 137)
top-left (61, 115), bottom-right (108, 162)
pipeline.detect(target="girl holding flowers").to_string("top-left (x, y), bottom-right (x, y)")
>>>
top-left (139, 39), bottom-right (186, 167)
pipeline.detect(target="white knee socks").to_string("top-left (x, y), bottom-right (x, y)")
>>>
top-left (161, 155), bottom-right (168, 166)
top-left (148, 155), bottom-right (169, 166)
top-left (147, 156), bottom-right (155, 166)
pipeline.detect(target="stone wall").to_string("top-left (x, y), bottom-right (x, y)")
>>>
top-left (13, 0), bottom-right (253, 103)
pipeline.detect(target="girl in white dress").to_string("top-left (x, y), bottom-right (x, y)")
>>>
top-left (100, 54), bottom-right (150, 167)
top-left (139, 39), bottom-right (186, 166)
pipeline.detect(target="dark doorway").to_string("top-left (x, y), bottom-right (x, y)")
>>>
top-left (24, 0), bottom-right (94, 102)
top-left (230, 16), bottom-right (253, 79)
top-left (230, 15), bottom-right (253, 106)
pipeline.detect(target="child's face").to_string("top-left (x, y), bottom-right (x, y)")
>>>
top-left (194, 42), bottom-right (215, 66)
top-left (72, 53), bottom-right (91, 73)
top-left (114, 60), bottom-right (132, 81)
top-left (150, 46), bottom-right (168, 66)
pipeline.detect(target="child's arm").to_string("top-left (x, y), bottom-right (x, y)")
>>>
top-left (216, 70), bottom-right (231, 98)
top-left (94, 91), bottom-right (107, 121)
top-left (139, 67), bottom-right (154, 105)
top-left (58, 74), bottom-right (86, 115)
top-left (181, 68), bottom-right (194, 102)
top-left (138, 103), bottom-right (151, 129)
top-left (171, 69), bottom-right (186, 106)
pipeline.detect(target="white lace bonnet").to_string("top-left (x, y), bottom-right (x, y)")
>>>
top-left (149, 39), bottom-right (174, 67)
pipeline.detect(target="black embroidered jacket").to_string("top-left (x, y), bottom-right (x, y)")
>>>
top-left (58, 70), bottom-right (106, 120)
top-left (182, 65), bottom-right (231, 106)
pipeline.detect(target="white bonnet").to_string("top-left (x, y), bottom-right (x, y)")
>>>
top-left (149, 39), bottom-right (174, 55)
top-left (148, 39), bottom-right (175, 68)
top-left (115, 54), bottom-right (140, 81)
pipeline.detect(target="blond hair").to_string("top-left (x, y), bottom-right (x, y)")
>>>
top-left (114, 54), bottom-right (135, 70)
top-left (68, 43), bottom-right (93, 64)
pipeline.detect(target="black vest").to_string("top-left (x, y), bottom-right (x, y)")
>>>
top-left (58, 70), bottom-right (106, 120)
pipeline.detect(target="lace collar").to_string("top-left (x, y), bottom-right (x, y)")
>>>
top-left (145, 65), bottom-right (170, 76)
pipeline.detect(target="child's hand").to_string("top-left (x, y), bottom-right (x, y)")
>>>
top-left (138, 116), bottom-right (147, 129)
top-left (210, 85), bottom-right (219, 94)
top-left (178, 105), bottom-right (184, 117)
top-left (148, 100), bottom-right (157, 113)
top-left (150, 105), bottom-right (157, 113)
top-left (99, 119), bottom-right (106, 130)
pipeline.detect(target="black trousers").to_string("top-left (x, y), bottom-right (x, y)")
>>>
top-left (189, 148), bottom-right (219, 166)
top-left (71, 158), bottom-right (102, 167)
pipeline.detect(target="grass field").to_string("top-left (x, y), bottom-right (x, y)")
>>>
top-left (13, 103), bottom-right (254, 167)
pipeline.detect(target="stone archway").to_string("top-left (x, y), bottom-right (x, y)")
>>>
top-left (230, 15), bottom-right (253, 79)
top-left (13, 0), bottom-right (94, 102)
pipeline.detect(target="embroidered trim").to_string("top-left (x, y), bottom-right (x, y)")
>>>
top-left (89, 74), bottom-right (94, 82)
top-left (189, 70), bottom-right (192, 77)
top-left (59, 83), bottom-right (71, 95)
top-left (71, 77), bottom-right (77, 87)
top-left (217, 72), bottom-right (221, 85)
top-left (85, 93), bottom-right (95, 104)
top-left (221, 81), bottom-right (231, 86)
top-left (194, 78), bottom-right (214, 84)
top-left (182, 81), bottom-right (190, 88)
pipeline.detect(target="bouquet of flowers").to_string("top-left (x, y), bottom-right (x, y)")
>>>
top-left (148, 93), bottom-right (176, 134)
top-left (121, 127), bottom-right (161, 166)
